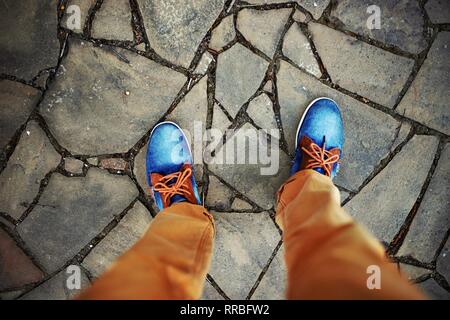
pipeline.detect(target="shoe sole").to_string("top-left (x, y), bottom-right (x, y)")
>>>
top-left (294, 97), bottom-right (339, 149)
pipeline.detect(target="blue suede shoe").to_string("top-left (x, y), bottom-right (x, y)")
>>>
top-left (290, 97), bottom-right (344, 179)
top-left (146, 121), bottom-right (201, 210)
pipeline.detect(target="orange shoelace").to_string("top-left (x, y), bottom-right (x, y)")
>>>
top-left (301, 139), bottom-right (340, 177)
top-left (153, 167), bottom-right (194, 205)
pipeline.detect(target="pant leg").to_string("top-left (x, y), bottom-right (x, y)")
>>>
top-left (276, 169), bottom-right (425, 300)
top-left (77, 202), bottom-right (214, 300)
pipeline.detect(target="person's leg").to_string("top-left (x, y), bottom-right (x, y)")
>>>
top-left (278, 98), bottom-right (425, 299)
top-left (78, 121), bottom-right (212, 299)
top-left (78, 202), bottom-right (214, 299)
top-left (277, 170), bottom-right (424, 299)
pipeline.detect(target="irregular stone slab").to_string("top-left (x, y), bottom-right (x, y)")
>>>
top-left (20, 266), bottom-right (90, 300)
top-left (64, 158), bottom-right (85, 174)
top-left (0, 290), bottom-right (24, 300)
top-left (399, 263), bottom-right (430, 281)
top-left (237, 8), bottom-right (292, 58)
top-left (209, 211), bottom-right (280, 299)
top-left (216, 44), bottom-right (269, 117)
top-left (277, 61), bottom-right (400, 191)
top-left (210, 15), bottom-right (236, 51)
top-left (167, 77), bottom-right (208, 157)
top-left (133, 142), bottom-right (152, 203)
top-left (0, 0), bottom-right (60, 80)
top-left (34, 71), bottom-right (51, 89)
top-left (282, 23), bottom-right (321, 77)
top-left (100, 158), bottom-right (128, 171)
top-left (194, 52), bottom-right (214, 75)
top-left (62, 0), bottom-right (96, 33)
top-left (91, 0), bottom-right (133, 41)
top-left (309, 22), bottom-right (414, 108)
top-left (17, 168), bottom-right (138, 273)
top-left (134, 43), bottom-right (146, 51)
top-left (212, 104), bottom-right (232, 132)
top-left (390, 122), bottom-right (411, 152)
top-left (0, 80), bottom-right (40, 150)
top-left (0, 121), bottom-right (60, 220)
top-left (40, 39), bottom-right (186, 155)
top-left (245, 0), bottom-right (330, 20)
top-left (252, 246), bottom-right (286, 299)
top-left (206, 176), bottom-right (233, 210)
top-left (166, 78), bottom-right (208, 183)
top-left (425, 0), bottom-right (450, 24)
top-left (202, 280), bottom-right (224, 300)
top-left (437, 239), bottom-right (449, 282)
top-left (194, 164), bottom-right (205, 191)
top-left (138, 0), bottom-right (224, 67)
top-left (340, 190), bottom-right (350, 204)
top-left (344, 135), bottom-right (439, 243)
top-left (398, 143), bottom-right (450, 262)
top-left (82, 201), bottom-right (152, 278)
top-left (418, 279), bottom-right (450, 300)
top-left (247, 93), bottom-right (278, 132)
top-left (0, 216), bottom-right (15, 230)
top-left (263, 80), bottom-right (273, 93)
top-left (298, 0), bottom-right (330, 20)
top-left (87, 157), bottom-right (98, 166)
top-left (209, 123), bottom-right (291, 210)
top-left (397, 32), bottom-right (450, 135)
top-left (293, 9), bottom-right (308, 23)
top-left (231, 197), bottom-right (253, 210)
top-left (0, 228), bottom-right (43, 290)
top-left (330, 0), bottom-right (427, 54)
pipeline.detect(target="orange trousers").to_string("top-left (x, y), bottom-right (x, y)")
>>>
top-left (78, 170), bottom-right (425, 299)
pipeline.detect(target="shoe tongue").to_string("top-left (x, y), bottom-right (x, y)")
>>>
top-left (299, 135), bottom-right (340, 177)
top-left (171, 194), bottom-right (187, 205)
top-left (313, 167), bottom-right (326, 175)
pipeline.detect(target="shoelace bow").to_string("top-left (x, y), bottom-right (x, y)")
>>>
top-left (301, 139), bottom-right (340, 177)
top-left (153, 167), bottom-right (193, 205)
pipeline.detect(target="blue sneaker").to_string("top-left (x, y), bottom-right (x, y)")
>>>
top-left (146, 121), bottom-right (201, 210)
top-left (290, 97), bottom-right (344, 179)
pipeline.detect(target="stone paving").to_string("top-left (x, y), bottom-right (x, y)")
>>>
top-left (0, 0), bottom-right (449, 300)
